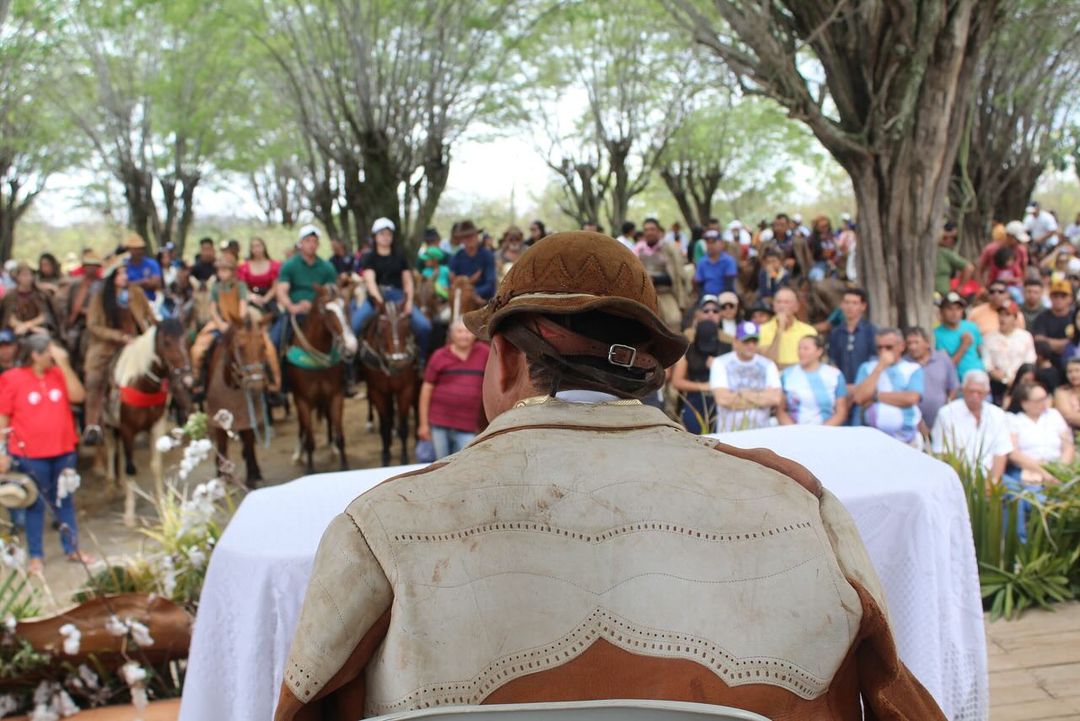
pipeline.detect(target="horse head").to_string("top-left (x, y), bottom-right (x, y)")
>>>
top-left (450, 275), bottom-right (481, 324)
top-left (311, 284), bottom-right (358, 360)
top-left (155, 317), bottom-right (194, 415)
top-left (368, 298), bottom-right (416, 374)
top-left (224, 316), bottom-right (269, 393)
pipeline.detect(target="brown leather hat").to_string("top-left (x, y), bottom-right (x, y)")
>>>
top-left (453, 219), bottom-right (481, 238)
top-left (463, 231), bottom-right (688, 368)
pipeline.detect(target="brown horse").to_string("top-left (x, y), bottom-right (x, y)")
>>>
top-left (285, 285), bottom-right (357, 473)
top-left (206, 316), bottom-right (272, 488)
top-left (449, 275), bottom-right (481, 324)
top-left (360, 300), bottom-right (419, 466)
top-left (103, 318), bottom-right (194, 526)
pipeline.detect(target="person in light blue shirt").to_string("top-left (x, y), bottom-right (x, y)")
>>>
top-left (934, 292), bottom-right (984, 379)
top-left (777, 335), bottom-right (849, 426)
top-left (852, 327), bottom-right (925, 445)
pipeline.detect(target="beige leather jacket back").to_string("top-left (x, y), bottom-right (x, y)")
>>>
top-left (276, 400), bottom-right (944, 721)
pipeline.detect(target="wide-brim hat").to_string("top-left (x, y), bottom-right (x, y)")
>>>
top-left (82, 250), bottom-right (104, 266)
top-left (215, 255), bottom-right (237, 270)
top-left (103, 253), bottom-right (129, 278)
top-left (124, 233), bottom-right (148, 250)
top-left (0, 472), bottom-right (38, 509)
top-left (453, 219), bottom-right (482, 239)
top-left (463, 231), bottom-right (689, 368)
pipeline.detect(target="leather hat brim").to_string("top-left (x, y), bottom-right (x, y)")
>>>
top-left (463, 293), bottom-right (688, 368)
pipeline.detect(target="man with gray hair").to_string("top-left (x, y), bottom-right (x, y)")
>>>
top-left (851, 327), bottom-right (924, 446)
top-left (931, 369), bottom-right (1013, 481)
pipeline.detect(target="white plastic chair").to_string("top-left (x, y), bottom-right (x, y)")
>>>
top-left (367, 699), bottom-right (770, 721)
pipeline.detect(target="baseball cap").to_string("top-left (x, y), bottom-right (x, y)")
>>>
top-left (371, 217), bottom-right (396, 235)
top-left (0, 329), bottom-right (14, 344)
top-left (703, 229), bottom-right (720, 240)
top-left (1004, 220), bottom-right (1030, 243)
top-left (1049, 278), bottom-right (1072, 296)
top-left (941, 291), bottom-right (967, 307)
top-left (727, 220), bottom-right (743, 230)
top-left (735, 321), bottom-right (760, 340)
top-left (1068, 258), bottom-right (1080, 277)
top-left (717, 291), bottom-right (739, 307)
top-left (423, 227), bottom-right (440, 241)
top-left (297, 224), bottom-right (320, 242)
top-left (698, 294), bottom-right (720, 308)
top-left (748, 300), bottom-right (774, 317)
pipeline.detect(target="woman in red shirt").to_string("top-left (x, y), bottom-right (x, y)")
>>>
top-left (238, 237), bottom-right (282, 317)
top-left (418, 319), bottom-right (489, 459)
top-left (0, 335), bottom-right (90, 574)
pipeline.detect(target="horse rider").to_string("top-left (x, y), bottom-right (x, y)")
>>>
top-left (81, 257), bottom-right (155, 446)
top-left (190, 254), bottom-right (283, 399)
top-left (350, 217), bottom-right (432, 361)
top-left (271, 224), bottom-right (338, 355)
top-left (62, 251), bottom-right (105, 373)
top-left (0, 262), bottom-right (56, 339)
top-left (275, 231), bottom-right (945, 721)
top-left (448, 219), bottom-right (497, 301)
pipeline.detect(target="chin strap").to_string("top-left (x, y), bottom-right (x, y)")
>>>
top-left (502, 314), bottom-right (665, 400)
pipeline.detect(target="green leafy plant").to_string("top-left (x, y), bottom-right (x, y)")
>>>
top-left (939, 449), bottom-right (1080, 620)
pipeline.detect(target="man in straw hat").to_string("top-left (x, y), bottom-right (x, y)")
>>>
top-left (448, 219), bottom-right (496, 301)
top-left (121, 233), bottom-right (163, 302)
top-left (275, 232), bottom-right (943, 721)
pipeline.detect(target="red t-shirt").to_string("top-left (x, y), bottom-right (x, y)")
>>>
top-left (0, 366), bottom-right (79, 458)
top-left (978, 241), bottom-right (1028, 286)
top-left (424, 342), bottom-right (490, 432)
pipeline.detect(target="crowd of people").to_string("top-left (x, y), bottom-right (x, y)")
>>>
top-left (1, 201), bottom-right (1078, 570)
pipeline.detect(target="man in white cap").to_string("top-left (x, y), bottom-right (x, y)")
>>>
top-left (271, 224), bottom-right (337, 350)
top-left (721, 219), bottom-right (751, 247)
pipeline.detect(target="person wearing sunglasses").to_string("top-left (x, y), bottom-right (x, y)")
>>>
top-left (968, 280), bottom-right (1027, 336)
top-left (851, 328), bottom-right (925, 447)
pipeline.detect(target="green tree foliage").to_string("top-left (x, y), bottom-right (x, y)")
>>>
top-left (526, 0), bottom-right (703, 232)
top-left (249, 0), bottom-right (527, 254)
top-left (0, 0), bottom-right (80, 262)
top-left (57, 0), bottom-right (254, 254)
top-left (950, 0), bottom-right (1080, 257)
top-left (659, 93), bottom-right (816, 229)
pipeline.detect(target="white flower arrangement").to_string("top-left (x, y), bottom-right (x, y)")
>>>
top-left (58, 624), bottom-right (81, 656)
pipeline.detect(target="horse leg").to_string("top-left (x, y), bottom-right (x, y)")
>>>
top-left (241, 429), bottom-right (261, 488)
top-left (214, 427), bottom-right (229, 480)
top-left (380, 392), bottom-right (394, 467)
top-left (295, 398), bottom-right (316, 474)
top-left (120, 428), bottom-right (138, 528)
top-left (330, 394), bottom-right (347, 471)
top-left (367, 396), bottom-right (375, 434)
top-left (103, 430), bottom-right (118, 498)
top-left (149, 415), bottom-right (167, 501)
top-left (397, 397), bottom-right (410, 466)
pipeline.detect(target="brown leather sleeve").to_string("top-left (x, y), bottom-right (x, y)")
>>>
top-left (274, 609), bottom-right (392, 721)
top-left (86, 295), bottom-right (127, 344)
top-left (849, 581), bottom-right (946, 720)
top-left (711, 441), bottom-right (823, 497)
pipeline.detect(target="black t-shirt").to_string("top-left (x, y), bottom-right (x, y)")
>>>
top-left (190, 258), bottom-right (216, 282)
top-left (1032, 308), bottom-right (1075, 341)
top-left (360, 251), bottom-right (410, 289)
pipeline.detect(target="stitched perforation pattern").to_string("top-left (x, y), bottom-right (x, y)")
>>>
top-left (365, 608), bottom-right (827, 715)
top-left (391, 520), bottom-right (813, 544)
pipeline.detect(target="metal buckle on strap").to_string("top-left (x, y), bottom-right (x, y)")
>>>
top-left (607, 343), bottom-right (637, 368)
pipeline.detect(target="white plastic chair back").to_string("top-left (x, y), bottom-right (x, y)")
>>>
top-left (367, 699), bottom-right (770, 721)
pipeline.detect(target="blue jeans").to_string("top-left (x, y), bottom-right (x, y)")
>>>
top-left (350, 288), bottom-right (431, 357)
top-left (14, 452), bottom-right (79, 559)
top-left (431, 426), bottom-right (475, 459)
top-left (1003, 471), bottom-right (1046, 544)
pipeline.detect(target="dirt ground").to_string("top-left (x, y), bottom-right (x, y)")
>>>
top-left (28, 387), bottom-right (402, 609)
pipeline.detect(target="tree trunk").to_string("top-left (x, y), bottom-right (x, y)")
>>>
top-left (356, 131), bottom-right (402, 246)
top-left (410, 148), bottom-right (450, 258)
top-left (848, 150), bottom-right (945, 331)
top-left (175, 175), bottom-right (199, 257)
top-left (996, 168), bottom-right (1040, 225)
top-left (119, 160), bottom-right (156, 249)
top-left (659, 168), bottom-right (697, 230)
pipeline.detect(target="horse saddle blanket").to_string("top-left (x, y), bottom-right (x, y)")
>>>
top-left (285, 344), bottom-right (340, 370)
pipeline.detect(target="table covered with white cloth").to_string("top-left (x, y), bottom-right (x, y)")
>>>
top-left (179, 426), bottom-right (988, 721)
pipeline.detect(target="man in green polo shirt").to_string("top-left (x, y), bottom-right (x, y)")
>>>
top-left (936, 222), bottom-right (974, 297)
top-left (271, 224), bottom-right (338, 349)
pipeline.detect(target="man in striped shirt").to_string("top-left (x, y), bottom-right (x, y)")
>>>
top-left (851, 327), bottom-right (925, 447)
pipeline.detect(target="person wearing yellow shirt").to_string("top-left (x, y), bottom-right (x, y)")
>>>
top-left (758, 287), bottom-right (818, 368)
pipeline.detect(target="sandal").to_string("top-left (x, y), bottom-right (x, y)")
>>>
top-left (66, 551), bottom-right (95, 565)
top-left (26, 557), bottom-right (43, 575)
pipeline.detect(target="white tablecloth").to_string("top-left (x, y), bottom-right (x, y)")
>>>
top-left (179, 426), bottom-right (988, 721)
